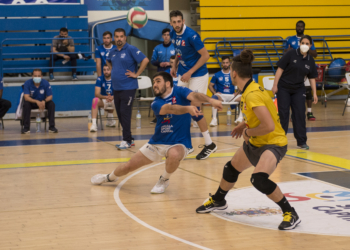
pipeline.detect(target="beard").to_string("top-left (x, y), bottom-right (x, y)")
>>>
top-left (116, 40), bottom-right (123, 46)
top-left (154, 85), bottom-right (167, 97)
top-left (175, 24), bottom-right (184, 34)
top-left (223, 66), bottom-right (229, 70)
top-left (104, 73), bottom-right (111, 78)
top-left (296, 29), bottom-right (304, 36)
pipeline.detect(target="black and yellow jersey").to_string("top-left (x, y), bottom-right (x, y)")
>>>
top-left (240, 79), bottom-right (288, 147)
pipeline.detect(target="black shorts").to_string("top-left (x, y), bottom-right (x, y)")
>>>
top-left (243, 141), bottom-right (288, 167)
top-left (305, 86), bottom-right (312, 100)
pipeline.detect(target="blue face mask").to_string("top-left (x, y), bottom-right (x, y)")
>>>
top-left (33, 77), bottom-right (41, 84)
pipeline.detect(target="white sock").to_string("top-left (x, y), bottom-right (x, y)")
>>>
top-left (212, 107), bottom-right (217, 119)
top-left (202, 130), bottom-right (212, 146)
top-left (307, 108), bottom-right (312, 113)
top-left (108, 171), bottom-right (118, 181)
top-left (92, 118), bottom-right (97, 125)
top-left (78, 53), bottom-right (83, 59)
top-left (162, 169), bottom-right (172, 180)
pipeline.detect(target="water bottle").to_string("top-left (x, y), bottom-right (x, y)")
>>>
top-left (36, 113), bottom-right (41, 132)
top-left (88, 112), bottom-right (92, 130)
top-left (136, 110), bottom-right (141, 129)
top-left (227, 108), bottom-right (232, 125)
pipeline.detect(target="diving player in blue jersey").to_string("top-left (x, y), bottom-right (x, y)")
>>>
top-left (208, 56), bottom-right (243, 127)
top-left (170, 10), bottom-right (217, 160)
top-left (285, 20), bottom-right (317, 121)
top-left (91, 72), bottom-right (222, 193)
top-left (95, 31), bottom-right (116, 77)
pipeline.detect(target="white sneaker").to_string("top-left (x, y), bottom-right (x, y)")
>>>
top-left (90, 123), bottom-right (97, 132)
top-left (151, 176), bottom-right (169, 194)
top-left (235, 117), bottom-right (243, 124)
top-left (209, 118), bottom-right (218, 127)
top-left (192, 121), bottom-right (199, 128)
top-left (91, 174), bottom-right (118, 185)
top-left (106, 120), bottom-right (116, 127)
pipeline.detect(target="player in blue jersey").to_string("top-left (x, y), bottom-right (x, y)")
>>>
top-left (91, 72), bottom-right (222, 193)
top-left (170, 10), bottom-right (217, 160)
top-left (95, 31), bottom-right (116, 77)
top-left (208, 56), bottom-right (243, 127)
top-left (285, 20), bottom-right (317, 121)
top-left (89, 65), bottom-right (116, 132)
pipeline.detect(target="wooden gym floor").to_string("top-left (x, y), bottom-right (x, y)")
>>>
top-left (0, 100), bottom-right (350, 250)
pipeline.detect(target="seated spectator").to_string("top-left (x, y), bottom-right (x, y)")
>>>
top-left (95, 31), bottom-right (116, 77)
top-left (208, 56), bottom-right (243, 127)
top-left (90, 65), bottom-right (116, 132)
top-left (49, 27), bottom-right (87, 81)
top-left (0, 78), bottom-right (12, 122)
top-left (151, 28), bottom-right (175, 72)
top-left (22, 69), bottom-right (57, 134)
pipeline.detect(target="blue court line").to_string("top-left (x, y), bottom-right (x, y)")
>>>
top-left (0, 125), bottom-right (350, 147)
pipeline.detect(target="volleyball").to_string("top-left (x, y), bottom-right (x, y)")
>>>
top-left (127, 7), bottom-right (148, 29)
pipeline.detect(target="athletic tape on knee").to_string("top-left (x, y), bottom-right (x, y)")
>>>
top-left (192, 106), bottom-right (204, 122)
top-left (250, 172), bottom-right (277, 195)
top-left (223, 161), bottom-right (241, 183)
top-left (92, 98), bottom-right (99, 109)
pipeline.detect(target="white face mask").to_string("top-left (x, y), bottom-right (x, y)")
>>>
top-left (300, 44), bottom-right (310, 53)
top-left (33, 77), bottom-right (42, 84)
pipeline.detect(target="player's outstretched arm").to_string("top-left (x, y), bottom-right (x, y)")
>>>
top-left (159, 104), bottom-right (202, 117)
top-left (187, 92), bottom-right (223, 111)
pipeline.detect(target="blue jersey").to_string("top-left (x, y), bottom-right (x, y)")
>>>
top-left (23, 79), bottom-right (53, 101)
top-left (106, 43), bottom-right (146, 91)
top-left (151, 43), bottom-right (176, 72)
top-left (149, 85), bottom-right (192, 148)
top-left (211, 70), bottom-right (235, 94)
top-left (164, 68), bottom-right (179, 86)
top-left (95, 44), bottom-right (116, 73)
top-left (95, 76), bottom-right (113, 96)
top-left (170, 25), bottom-right (208, 77)
top-left (285, 35), bottom-right (316, 50)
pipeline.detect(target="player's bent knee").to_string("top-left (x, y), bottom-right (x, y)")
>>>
top-left (223, 161), bottom-right (241, 183)
top-left (167, 148), bottom-right (183, 161)
top-left (250, 172), bottom-right (277, 195)
top-left (92, 98), bottom-right (99, 109)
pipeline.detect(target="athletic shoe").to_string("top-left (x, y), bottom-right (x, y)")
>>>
top-left (234, 116), bottom-right (243, 124)
top-left (150, 118), bottom-right (157, 124)
top-left (196, 142), bottom-right (217, 160)
top-left (150, 176), bottom-right (169, 194)
top-left (21, 128), bottom-right (30, 134)
top-left (209, 118), bottom-right (218, 127)
top-left (297, 144), bottom-right (309, 150)
top-left (196, 195), bottom-right (228, 213)
top-left (49, 74), bottom-right (55, 81)
top-left (49, 127), bottom-right (58, 133)
top-left (116, 141), bottom-right (131, 150)
top-left (130, 140), bottom-right (135, 147)
top-left (188, 147), bottom-right (194, 154)
top-left (278, 207), bottom-right (301, 230)
top-left (91, 173), bottom-right (118, 185)
top-left (90, 124), bottom-right (97, 132)
top-left (106, 120), bottom-right (116, 127)
top-left (72, 74), bottom-right (78, 81)
top-left (192, 121), bottom-right (199, 128)
top-left (307, 112), bottom-right (316, 121)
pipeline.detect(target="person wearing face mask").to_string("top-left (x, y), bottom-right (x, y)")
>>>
top-left (22, 69), bottom-right (57, 134)
top-left (285, 20), bottom-right (318, 120)
top-left (272, 35), bottom-right (318, 150)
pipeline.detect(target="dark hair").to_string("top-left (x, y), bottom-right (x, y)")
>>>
top-left (170, 10), bottom-right (183, 20)
top-left (103, 64), bottom-right (110, 69)
top-left (153, 71), bottom-right (173, 87)
top-left (222, 56), bottom-right (230, 61)
top-left (162, 28), bottom-right (170, 34)
top-left (103, 31), bottom-right (112, 38)
top-left (170, 55), bottom-right (176, 60)
top-left (60, 27), bottom-right (68, 33)
top-left (32, 68), bottom-right (42, 74)
top-left (296, 20), bottom-right (305, 27)
top-left (300, 35), bottom-right (313, 45)
top-left (114, 28), bottom-right (126, 36)
top-left (231, 50), bottom-right (255, 78)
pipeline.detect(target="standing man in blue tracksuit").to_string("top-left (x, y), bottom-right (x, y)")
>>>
top-left (151, 28), bottom-right (175, 72)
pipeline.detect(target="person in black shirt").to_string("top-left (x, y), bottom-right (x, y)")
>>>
top-left (272, 35), bottom-right (318, 150)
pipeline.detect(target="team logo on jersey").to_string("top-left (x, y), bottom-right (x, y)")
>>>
top-left (181, 40), bottom-right (186, 46)
top-left (218, 77), bottom-right (223, 81)
top-left (258, 86), bottom-right (264, 92)
top-left (170, 50), bottom-right (175, 55)
top-left (176, 40), bottom-right (181, 46)
top-left (101, 52), bottom-right (105, 56)
top-left (102, 83), bottom-right (105, 88)
top-left (292, 41), bottom-right (296, 45)
top-left (192, 35), bottom-right (197, 40)
top-left (305, 65), bottom-right (310, 70)
top-left (121, 53), bottom-right (126, 58)
top-left (172, 39), bottom-right (175, 44)
top-left (172, 96), bottom-right (177, 104)
top-left (136, 51), bottom-right (141, 55)
top-left (39, 89), bottom-right (44, 94)
top-left (293, 60), bottom-right (297, 63)
top-left (106, 52), bottom-right (110, 57)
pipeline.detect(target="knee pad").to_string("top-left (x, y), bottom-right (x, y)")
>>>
top-left (212, 95), bottom-right (219, 100)
top-left (223, 161), bottom-right (241, 183)
top-left (250, 172), bottom-right (277, 195)
top-left (305, 87), bottom-right (312, 100)
top-left (192, 106), bottom-right (204, 122)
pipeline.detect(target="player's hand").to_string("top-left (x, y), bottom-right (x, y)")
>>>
top-left (242, 128), bottom-right (250, 144)
top-left (181, 71), bottom-right (192, 83)
top-left (37, 100), bottom-right (45, 111)
top-left (272, 85), bottom-right (278, 95)
top-left (313, 93), bottom-right (318, 104)
top-left (63, 55), bottom-right (70, 61)
top-left (188, 106), bottom-right (203, 117)
top-left (170, 67), bottom-right (177, 78)
top-left (231, 121), bottom-right (246, 139)
top-left (210, 99), bottom-right (223, 111)
top-left (160, 62), bottom-right (165, 67)
top-left (125, 70), bottom-right (137, 78)
top-left (107, 95), bottom-right (113, 102)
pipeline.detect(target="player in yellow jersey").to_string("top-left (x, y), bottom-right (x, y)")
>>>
top-left (196, 50), bottom-right (301, 230)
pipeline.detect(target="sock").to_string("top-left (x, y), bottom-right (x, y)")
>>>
top-left (108, 171), bottom-right (118, 181)
top-left (202, 130), bottom-right (212, 146)
top-left (212, 186), bottom-right (228, 202)
top-left (92, 118), bottom-right (97, 125)
top-left (78, 53), bottom-right (83, 59)
top-left (107, 113), bottom-right (114, 118)
top-left (212, 107), bottom-right (217, 119)
top-left (307, 108), bottom-right (312, 113)
top-left (276, 196), bottom-right (293, 213)
top-left (161, 169), bottom-right (172, 180)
